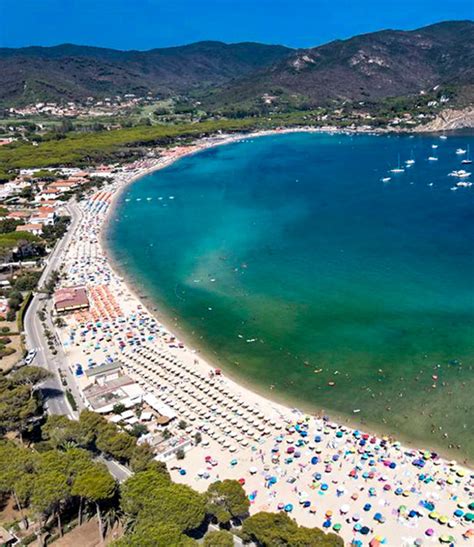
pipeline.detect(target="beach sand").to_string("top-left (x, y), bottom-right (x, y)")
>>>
top-left (56, 130), bottom-right (474, 546)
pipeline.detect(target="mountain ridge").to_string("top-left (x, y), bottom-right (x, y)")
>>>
top-left (0, 20), bottom-right (473, 108)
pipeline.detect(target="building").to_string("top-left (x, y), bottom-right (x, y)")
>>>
top-left (53, 286), bottom-right (89, 314)
top-left (82, 375), bottom-right (145, 413)
top-left (84, 361), bottom-right (122, 385)
top-left (16, 223), bottom-right (43, 236)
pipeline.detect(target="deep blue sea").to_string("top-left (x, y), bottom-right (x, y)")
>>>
top-left (108, 132), bottom-right (474, 460)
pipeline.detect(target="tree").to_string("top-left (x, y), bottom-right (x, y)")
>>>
top-left (240, 512), bottom-right (343, 547)
top-left (128, 442), bottom-right (155, 473)
top-left (203, 530), bottom-right (234, 547)
top-left (114, 522), bottom-right (195, 547)
top-left (206, 480), bottom-right (250, 525)
top-left (31, 470), bottom-right (70, 544)
top-left (96, 425), bottom-right (135, 462)
top-left (78, 409), bottom-right (107, 439)
top-left (120, 469), bottom-right (171, 517)
top-left (139, 484), bottom-right (206, 533)
top-left (10, 366), bottom-right (51, 387)
top-left (42, 414), bottom-right (85, 449)
top-left (0, 379), bottom-right (41, 439)
top-left (0, 442), bottom-right (37, 528)
top-left (112, 403), bottom-right (126, 414)
top-left (129, 423), bottom-right (148, 438)
top-left (72, 462), bottom-right (116, 543)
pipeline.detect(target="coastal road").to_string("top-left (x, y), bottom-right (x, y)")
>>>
top-left (24, 201), bottom-right (83, 418)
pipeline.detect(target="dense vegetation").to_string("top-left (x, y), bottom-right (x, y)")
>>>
top-left (0, 114), bottom-right (315, 172)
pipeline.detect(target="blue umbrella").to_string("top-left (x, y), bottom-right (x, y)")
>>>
top-left (284, 504), bottom-right (293, 512)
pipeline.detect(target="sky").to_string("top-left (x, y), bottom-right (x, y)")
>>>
top-left (1, 0), bottom-right (473, 50)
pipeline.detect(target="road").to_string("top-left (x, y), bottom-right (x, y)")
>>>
top-left (24, 201), bottom-right (83, 418)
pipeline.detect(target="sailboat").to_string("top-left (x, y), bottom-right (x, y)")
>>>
top-left (390, 154), bottom-right (405, 173)
top-left (461, 145), bottom-right (472, 165)
top-left (405, 150), bottom-right (415, 166)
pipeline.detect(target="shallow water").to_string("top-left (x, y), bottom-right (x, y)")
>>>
top-left (108, 132), bottom-right (474, 460)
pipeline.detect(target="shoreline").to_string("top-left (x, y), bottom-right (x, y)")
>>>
top-left (101, 127), bottom-right (473, 466)
top-left (56, 127), bottom-right (473, 544)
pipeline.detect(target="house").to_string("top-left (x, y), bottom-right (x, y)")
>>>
top-left (53, 286), bottom-right (89, 314)
top-left (16, 223), bottom-right (43, 236)
top-left (37, 188), bottom-right (59, 201)
top-left (48, 180), bottom-right (78, 193)
top-left (82, 375), bottom-right (145, 413)
top-left (7, 211), bottom-right (31, 220)
top-left (29, 210), bottom-right (56, 225)
top-left (84, 361), bottom-right (122, 385)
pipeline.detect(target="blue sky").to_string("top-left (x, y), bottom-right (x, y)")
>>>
top-left (1, 0), bottom-right (473, 50)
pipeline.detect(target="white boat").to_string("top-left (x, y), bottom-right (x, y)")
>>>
top-left (405, 149), bottom-right (415, 166)
top-left (461, 145), bottom-right (472, 165)
top-left (381, 177), bottom-right (391, 182)
top-left (449, 169), bottom-right (471, 178)
top-left (440, 135), bottom-right (448, 140)
top-left (428, 156), bottom-right (438, 161)
top-left (456, 181), bottom-right (473, 187)
top-left (431, 144), bottom-right (438, 149)
top-left (456, 148), bottom-right (467, 155)
top-left (390, 154), bottom-right (405, 173)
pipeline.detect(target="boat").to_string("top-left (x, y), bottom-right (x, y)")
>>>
top-left (461, 145), bottom-right (472, 165)
top-left (456, 181), bottom-right (473, 187)
top-left (448, 170), bottom-right (471, 178)
top-left (428, 156), bottom-right (438, 161)
top-left (405, 150), bottom-right (415, 166)
top-left (381, 177), bottom-right (391, 182)
top-left (431, 144), bottom-right (438, 149)
top-left (440, 135), bottom-right (448, 140)
top-left (390, 154), bottom-right (405, 173)
top-left (456, 148), bottom-right (467, 155)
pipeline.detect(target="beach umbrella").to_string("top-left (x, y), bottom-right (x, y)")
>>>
top-left (333, 523), bottom-right (342, 532)
top-left (439, 535), bottom-right (455, 544)
top-left (340, 504), bottom-right (350, 514)
top-left (360, 526), bottom-right (370, 535)
top-left (284, 504), bottom-right (293, 512)
top-left (465, 513), bottom-right (474, 522)
top-left (322, 520), bottom-right (331, 529)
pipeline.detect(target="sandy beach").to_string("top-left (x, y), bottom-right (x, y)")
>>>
top-left (55, 130), bottom-right (474, 546)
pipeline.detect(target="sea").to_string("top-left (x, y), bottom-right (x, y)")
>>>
top-left (107, 131), bottom-right (474, 461)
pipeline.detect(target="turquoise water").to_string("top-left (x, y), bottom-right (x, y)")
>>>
top-left (108, 132), bottom-right (474, 461)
